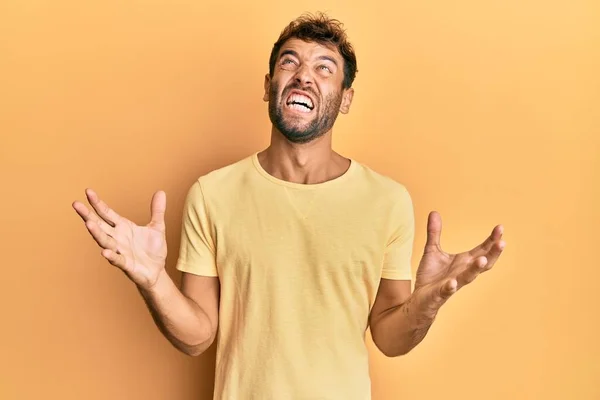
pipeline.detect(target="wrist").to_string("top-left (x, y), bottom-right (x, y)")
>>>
top-left (139, 268), bottom-right (169, 295)
top-left (407, 287), bottom-right (440, 326)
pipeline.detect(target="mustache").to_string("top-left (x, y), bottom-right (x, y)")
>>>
top-left (281, 82), bottom-right (318, 101)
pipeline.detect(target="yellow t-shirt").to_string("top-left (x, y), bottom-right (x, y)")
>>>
top-left (175, 152), bottom-right (415, 400)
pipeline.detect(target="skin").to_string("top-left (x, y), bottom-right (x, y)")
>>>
top-left (71, 37), bottom-right (505, 359)
top-left (259, 38), bottom-right (354, 185)
top-left (72, 189), bottom-right (219, 356)
top-left (369, 212), bottom-right (505, 356)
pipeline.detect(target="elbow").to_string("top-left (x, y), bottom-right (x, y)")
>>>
top-left (372, 331), bottom-right (413, 358)
top-left (377, 342), bottom-right (412, 358)
top-left (178, 341), bottom-right (210, 357)
top-left (183, 346), bottom-right (204, 357)
top-left (385, 346), bottom-right (412, 358)
top-left (175, 334), bottom-right (216, 357)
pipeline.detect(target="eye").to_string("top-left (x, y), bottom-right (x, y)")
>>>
top-left (318, 65), bottom-right (332, 73)
top-left (281, 58), bottom-right (296, 65)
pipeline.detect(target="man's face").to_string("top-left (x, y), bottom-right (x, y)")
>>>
top-left (264, 38), bottom-right (354, 144)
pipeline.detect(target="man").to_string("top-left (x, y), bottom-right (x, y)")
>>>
top-left (72, 13), bottom-right (505, 400)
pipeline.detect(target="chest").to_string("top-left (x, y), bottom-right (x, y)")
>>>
top-left (212, 192), bottom-right (390, 286)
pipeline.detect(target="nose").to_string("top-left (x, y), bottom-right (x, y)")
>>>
top-left (294, 64), bottom-right (313, 86)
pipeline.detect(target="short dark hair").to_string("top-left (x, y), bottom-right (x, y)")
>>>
top-left (268, 12), bottom-right (358, 89)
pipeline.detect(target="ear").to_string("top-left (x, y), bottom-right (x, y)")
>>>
top-left (339, 87), bottom-right (354, 114)
top-left (263, 74), bottom-right (271, 102)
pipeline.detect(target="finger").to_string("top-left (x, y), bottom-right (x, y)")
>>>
top-left (86, 188), bottom-right (122, 227)
top-left (456, 256), bottom-right (488, 287)
top-left (95, 218), bottom-right (116, 237)
top-left (101, 248), bottom-right (130, 271)
top-left (73, 201), bottom-right (115, 236)
top-left (468, 224), bottom-right (503, 257)
top-left (424, 211), bottom-right (442, 251)
top-left (439, 278), bottom-right (458, 300)
top-left (149, 190), bottom-right (167, 230)
top-left (85, 219), bottom-right (118, 251)
top-left (72, 201), bottom-right (96, 223)
top-left (481, 240), bottom-right (506, 270)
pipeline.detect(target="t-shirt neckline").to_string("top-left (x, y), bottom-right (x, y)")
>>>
top-left (251, 151), bottom-right (357, 190)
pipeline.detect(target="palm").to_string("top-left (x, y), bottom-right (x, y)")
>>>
top-left (73, 188), bottom-right (168, 289)
top-left (415, 245), bottom-right (455, 290)
top-left (414, 212), bottom-right (505, 303)
top-left (113, 219), bottom-right (167, 285)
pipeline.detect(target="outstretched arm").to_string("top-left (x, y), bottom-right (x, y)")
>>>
top-left (369, 211), bottom-right (505, 357)
top-left (73, 188), bottom-right (219, 356)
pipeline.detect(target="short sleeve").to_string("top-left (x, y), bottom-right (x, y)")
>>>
top-left (175, 179), bottom-right (218, 276)
top-left (381, 186), bottom-right (415, 280)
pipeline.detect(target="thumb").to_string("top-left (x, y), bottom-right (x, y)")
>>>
top-left (149, 190), bottom-right (167, 229)
top-left (425, 211), bottom-right (442, 250)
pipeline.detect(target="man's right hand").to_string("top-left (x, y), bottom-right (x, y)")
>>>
top-left (72, 188), bottom-right (168, 290)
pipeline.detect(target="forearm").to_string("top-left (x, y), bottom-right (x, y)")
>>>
top-left (370, 290), bottom-right (438, 357)
top-left (137, 270), bottom-right (214, 356)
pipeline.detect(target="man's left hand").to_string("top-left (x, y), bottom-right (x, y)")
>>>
top-left (412, 211), bottom-right (506, 318)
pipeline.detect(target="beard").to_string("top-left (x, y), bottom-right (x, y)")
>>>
top-left (268, 81), bottom-right (343, 144)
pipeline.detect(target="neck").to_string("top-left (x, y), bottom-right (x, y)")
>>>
top-left (257, 127), bottom-right (350, 185)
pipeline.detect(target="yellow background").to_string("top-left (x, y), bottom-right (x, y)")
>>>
top-left (1, 1), bottom-right (598, 399)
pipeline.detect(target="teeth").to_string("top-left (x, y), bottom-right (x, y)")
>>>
top-left (288, 103), bottom-right (311, 113)
top-left (287, 93), bottom-right (313, 108)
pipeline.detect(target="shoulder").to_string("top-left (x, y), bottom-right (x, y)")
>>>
top-left (352, 159), bottom-right (412, 203)
top-left (182, 153), bottom-right (255, 197)
top-left (180, 153), bottom-right (254, 206)
top-left (198, 154), bottom-right (254, 187)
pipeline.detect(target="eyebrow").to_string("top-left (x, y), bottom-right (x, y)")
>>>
top-left (279, 49), bottom-right (300, 59)
top-left (316, 55), bottom-right (338, 67)
top-left (279, 49), bottom-right (339, 67)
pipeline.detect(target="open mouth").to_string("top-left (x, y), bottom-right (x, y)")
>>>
top-left (285, 93), bottom-right (314, 113)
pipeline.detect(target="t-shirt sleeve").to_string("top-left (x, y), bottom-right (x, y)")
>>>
top-left (381, 185), bottom-right (415, 280)
top-left (175, 179), bottom-right (218, 277)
